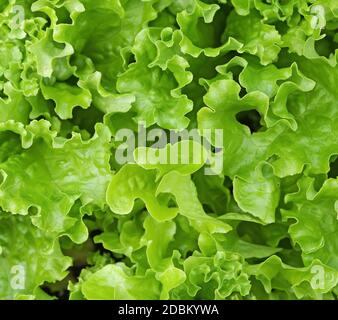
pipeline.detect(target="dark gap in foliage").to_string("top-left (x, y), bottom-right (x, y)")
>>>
top-left (328, 155), bottom-right (338, 178)
top-left (128, 53), bottom-right (136, 65)
top-left (94, 243), bottom-right (113, 258)
top-left (53, 40), bottom-right (66, 50)
top-left (149, 9), bottom-right (178, 29)
top-left (315, 31), bottom-right (338, 58)
top-left (89, 230), bottom-right (122, 262)
top-left (225, 50), bottom-right (241, 61)
top-left (43, 16), bottom-right (51, 30)
top-left (275, 21), bottom-right (288, 36)
top-left (246, 257), bottom-right (268, 265)
top-left (193, 169), bottom-right (230, 215)
top-left (312, 173), bottom-right (327, 192)
top-left (40, 284), bottom-right (60, 299)
top-left (28, 205), bottom-right (38, 216)
top-left (185, 250), bottom-right (193, 258)
top-left (275, 48), bottom-right (295, 68)
top-left (223, 176), bottom-right (233, 195)
top-left (111, 252), bottom-right (125, 267)
top-left (278, 237), bottom-right (293, 249)
top-left (0, 89), bottom-right (7, 99)
top-left (236, 109), bottom-right (262, 133)
top-left (89, 229), bottom-right (104, 256)
top-left (278, 174), bottom-right (300, 210)
top-left (202, 204), bottom-right (214, 213)
top-left (188, 52), bottom-right (227, 80)
top-left (194, 281), bottom-right (218, 300)
top-left (60, 234), bottom-right (96, 287)
top-left (110, 149), bottom-right (125, 172)
top-left (0, 171), bottom-right (5, 185)
top-left (41, 276), bottom-right (70, 300)
top-left (189, 4), bottom-right (230, 49)
top-left (183, 54), bottom-right (226, 117)
top-left (237, 222), bottom-right (264, 245)
top-left (199, 0), bottom-right (218, 3)
top-left (181, 82), bottom-right (206, 118)
top-left (33, 115), bottom-right (46, 121)
top-left (0, 132), bottom-right (23, 162)
top-left (209, 144), bottom-right (216, 153)
top-left (54, 6), bottom-right (72, 24)
top-left (69, 264), bottom-right (86, 280)
top-left (89, 229), bottom-right (101, 238)
top-left (239, 86), bottom-right (247, 98)
top-left (266, 154), bottom-right (280, 164)
top-left (167, 197), bottom-right (178, 208)
top-left (72, 106), bottom-right (104, 136)
top-left (274, 208), bottom-right (283, 222)
top-left (221, 59), bottom-right (247, 97)
top-left (275, 78), bottom-right (285, 87)
top-left (229, 65), bottom-right (243, 84)
top-left (30, 11), bottom-right (51, 29)
top-left (59, 291), bottom-right (70, 300)
top-left (66, 75), bottom-right (80, 86)
top-left (276, 249), bottom-right (304, 268)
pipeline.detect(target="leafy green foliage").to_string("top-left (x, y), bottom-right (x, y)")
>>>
top-left (0, 0), bottom-right (338, 300)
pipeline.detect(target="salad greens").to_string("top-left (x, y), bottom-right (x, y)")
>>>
top-left (0, 0), bottom-right (338, 300)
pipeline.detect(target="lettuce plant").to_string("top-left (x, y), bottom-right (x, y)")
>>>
top-left (0, 0), bottom-right (338, 300)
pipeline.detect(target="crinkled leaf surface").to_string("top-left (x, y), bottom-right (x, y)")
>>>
top-left (0, 0), bottom-right (337, 300)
